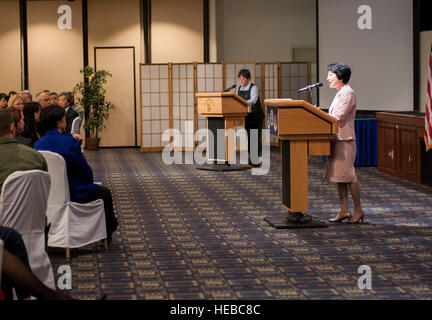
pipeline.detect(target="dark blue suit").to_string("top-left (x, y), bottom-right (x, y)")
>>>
top-left (34, 130), bottom-right (98, 202)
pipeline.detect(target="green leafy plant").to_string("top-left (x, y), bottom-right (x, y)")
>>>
top-left (74, 66), bottom-right (114, 139)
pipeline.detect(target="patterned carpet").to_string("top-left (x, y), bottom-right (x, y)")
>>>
top-left (48, 148), bottom-right (432, 300)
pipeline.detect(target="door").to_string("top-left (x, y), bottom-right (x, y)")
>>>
top-left (378, 123), bottom-right (397, 173)
top-left (398, 125), bottom-right (418, 180)
top-left (94, 47), bottom-right (136, 147)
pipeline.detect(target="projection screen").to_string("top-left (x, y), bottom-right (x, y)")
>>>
top-left (318, 0), bottom-right (413, 111)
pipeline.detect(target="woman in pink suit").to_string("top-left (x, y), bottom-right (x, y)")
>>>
top-left (325, 63), bottom-right (365, 223)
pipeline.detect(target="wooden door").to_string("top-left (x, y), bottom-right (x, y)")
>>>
top-left (378, 123), bottom-right (397, 174)
top-left (398, 125), bottom-right (418, 181)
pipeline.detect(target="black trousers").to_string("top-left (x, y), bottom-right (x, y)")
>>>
top-left (79, 185), bottom-right (118, 237)
top-left (245, 116), bottom-right (263, 164)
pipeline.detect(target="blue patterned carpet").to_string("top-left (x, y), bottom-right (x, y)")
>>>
top-left (48, 148), bottom-right (432, 300)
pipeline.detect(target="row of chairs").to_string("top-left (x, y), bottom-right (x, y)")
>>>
top-left (0, 151), bottom-right (108, 289)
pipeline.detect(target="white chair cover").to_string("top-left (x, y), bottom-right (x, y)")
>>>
top-left (0, 170), bottom-right (55, 290)
top-left (71, 116), bottom-right (82, 135)
top-left (38, 151), bottom-right (107, 249)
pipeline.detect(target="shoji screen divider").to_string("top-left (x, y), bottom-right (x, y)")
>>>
top-left (262, 63), bottom-right (280, 146)
top-left (171, 63), bottom-right (195, 151)
top-left (196, 63), bottom-right (224, 148)
top-left (140, 63), bottom-right (170, 151)
top-left (280, 62), bottom-right (309, 101)
top-left (140, 61), bottom-right (315, 152)
top-left (255, 63), bottom-right (264, 101)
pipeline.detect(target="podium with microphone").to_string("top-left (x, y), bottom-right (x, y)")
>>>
top-left (264, 83), bottom-right (338, 228)
top-left (195, 86), bottom-right (251, 171)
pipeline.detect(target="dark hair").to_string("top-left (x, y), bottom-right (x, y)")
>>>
top-left (238, 69), bottom-right (251, 79)
top-left (7, 107), bottom-right (23, 131)
top-left (0, 92), bottom-right (8, 101)
top-left (38, 104), bottom-right (65, 136)
top-left (327, 63), bottom-right (351, 84)
top-left (22, 102), bottom-right (41, 142)
top-left (0, 108), bottom-right (14, 136)
top-left (49, 92), bottom-right (57, 96)
top-left (8, 91), bottom-right (17, 101)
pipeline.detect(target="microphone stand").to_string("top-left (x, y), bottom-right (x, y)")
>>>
top-left (308, 87), bottom-right (313, 103)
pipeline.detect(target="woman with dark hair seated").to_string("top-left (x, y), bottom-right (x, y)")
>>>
top-left (20, 102), bottom-right (42, 147)
top-left (325, 63), bottom-right (364, 224)
top-left (34, 105), bottom-right (118, 243)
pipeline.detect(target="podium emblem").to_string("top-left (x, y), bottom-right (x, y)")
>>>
top-left (205, 99), bottom-right (215, 113)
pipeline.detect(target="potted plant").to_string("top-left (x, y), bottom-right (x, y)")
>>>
top-left (74, 66), bottom-right (114, 150)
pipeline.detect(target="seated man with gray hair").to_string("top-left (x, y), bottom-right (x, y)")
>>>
top-left (35, 90), bottom-right (51, 109)
top-left (19, 90), bottom-right (32, 103)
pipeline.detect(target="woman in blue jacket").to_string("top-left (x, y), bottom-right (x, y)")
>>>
top-left (35, 105), bottom-right (118, 242)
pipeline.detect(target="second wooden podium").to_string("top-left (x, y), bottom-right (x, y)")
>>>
top-left (264, 99), bottom-right (338, 228)
top-left (196, 92), bottom-right (251, 169)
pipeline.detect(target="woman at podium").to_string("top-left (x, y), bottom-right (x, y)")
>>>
top-left (325, 63), bottom-right (365, 224)
top-left (237, 69), bottom-right (264, 168)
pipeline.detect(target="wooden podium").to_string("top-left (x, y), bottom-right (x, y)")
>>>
top-left (196, 92), bottom-right (251, 169)
top-left (264, 99), bottom-right (338, 228)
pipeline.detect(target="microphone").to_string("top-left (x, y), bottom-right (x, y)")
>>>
top-left (297, 82), bottom-right (323, 93)
top-left (224, 84), bottom-right (236, 92)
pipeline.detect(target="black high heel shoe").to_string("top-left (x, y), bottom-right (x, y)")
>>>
top-left (347, 211), bottom-right (365, 224)
top-left (329, 212), bottom-right (351, 223)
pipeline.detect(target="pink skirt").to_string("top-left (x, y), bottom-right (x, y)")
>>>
top-left (324, 140), bottom-right (358, 183)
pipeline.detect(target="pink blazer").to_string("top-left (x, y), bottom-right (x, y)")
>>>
top-left (328, 84), bottom-right (357, 141)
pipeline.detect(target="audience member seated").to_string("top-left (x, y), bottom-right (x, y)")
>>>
top-left (69, 92), bottom-right (85, 119)
top-left (7, 94), bottom-right (24, 111)
top-left (20, 90), bottom-right (32, 103)
top-left (49, 92), bottom-right (58, 105)
top-left (21, 102), bottom-right (42, 148)
top-left (0, 93), bottom-right (8, 108)
top-left (58, 92), bottom-right (79, 134)
top-left (7, 91), bottom-right (17, 100)
top-left (35, 90), bottom-right (51, 109)
top-left (34, 105), bottom-right (118, 243)
top-left (7, 107), bottom-right (31, 147)
top-left (0, 226), bottom-right (32, 300)
top-left (0, 109), bottom-right (47, 193)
